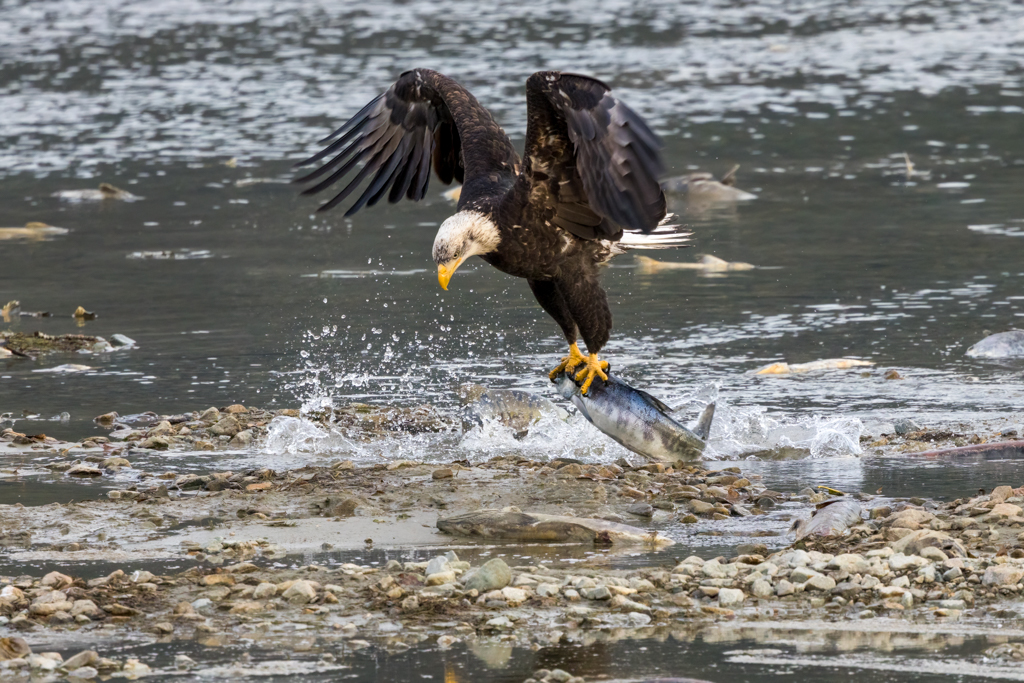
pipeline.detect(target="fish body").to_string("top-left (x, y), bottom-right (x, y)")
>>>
top-left (437, 509), bottom-right (674, 546)
top-left (458, 383), bottom-right (568, 437)
top-left (662, 165), bottom-right (757, 202)
top-left (965, 330), bottom-right (1024, 359)
top-left (635, 254), bottom-right (755, 274)
top-left (53, 183), bottom-right (140, 202)
top-left (554, 371), bottom-right (710, 463)
top-left (792, 499), bottom-right (863, 541)
top-left (755, 358), bottom-right (874, 375)
top-left (0, 223), bottom-right (69, 241)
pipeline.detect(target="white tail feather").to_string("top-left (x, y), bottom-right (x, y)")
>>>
top-left (611, 213), bottom-right (691, 253)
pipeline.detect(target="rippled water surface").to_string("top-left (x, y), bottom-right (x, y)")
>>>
top-left (2, 3), bottom-right (1024, 677)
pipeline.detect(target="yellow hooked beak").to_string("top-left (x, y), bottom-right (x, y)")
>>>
top-left (437, 256), bottom-right (467, 291)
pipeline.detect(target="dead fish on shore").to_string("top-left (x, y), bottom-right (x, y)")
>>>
top-left (553, 370), bottom-right (713, 463)
top-left (0, 222), bottom-right (70, 241)
top-left (965, 330), bottom-right (1024, 359)
top-left (792, 499), bottom-right (863, 541)
top-left (53, 183), bottom-right (141, 202)
top-left (635, 254), bottom-right (755, 274)
top-left (661, 165), bottom-right (757, 201)
top-left (458, 383), bottom-right (568, 437)
top-left (755, 359), bottom-right (874, 375)
top-left (437, 509), bottom-right (675, 546)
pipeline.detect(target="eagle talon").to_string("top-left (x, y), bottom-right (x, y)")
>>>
top-left (574, 354), bottom-right (609, 395)
top-left (549, 343), bottom-right (587, 381)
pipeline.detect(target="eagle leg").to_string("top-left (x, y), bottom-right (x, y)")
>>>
top-left (548, 342), bottom-right (587, 381)
top-left (574, 353), bottom-right (609, 395)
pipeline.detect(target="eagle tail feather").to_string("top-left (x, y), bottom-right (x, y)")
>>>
top-left (612, 213), bottom-right (691, 253)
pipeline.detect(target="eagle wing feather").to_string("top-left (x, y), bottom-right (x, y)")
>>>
top-left (520, 72), bottom-right (667, 239)
top-left (296, 69), bottom-right (517, 217)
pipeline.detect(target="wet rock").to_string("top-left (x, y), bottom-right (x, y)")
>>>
top-left (626, 502), bottom-right (653, 517)
top-left (890, 529), bottom-right (967, 558)
top-left (209, 416), bottom-right (241, 437)
top-left (888, 508), bottom-right (935, 529)
top-left (804, 574), bottom-right (837, 591)
top-left (67, 665), bottom-right (98, 680)
top-left (750, 579), bottom-right (773, 599)
top-left (229, 430), bottom-right (254, 448)
top-left (990, 485), bottom-right (1016, 504)
top-left (610, 594), bottom-right (650, 613)
top-left (718, 588), bottom-right (745, 607)
top-left (66, 464), bottom-right (102, 477)
top-left (40, 571), bottom-right (73, 589)
top-left (139, 436), bottom-right (171, 450)
top-left (101, 457), bottom-right (131, 469)
top-left (582, 586), bottom-right (612, 600)
top-left (175, 655), bottom-right (196, 670)
top-left (147, 421), bottom-right (173, 437)
top-left (432, 468), bottom-right (454, 480)
top-left (894, 418), bottom-right (922, 435)
top-left (462, 559), bottom-right (512, 592)
top-left (0, 637), bottom-right (31, 661)
top-left (426, 571), bottom-right (456, 586)
top-left (983, 565), bottom-right (1024, 586)
top-left (281, 580), bottom-right (317, 604)
top-left (30, 591), bottom-right (74, 616)
top-left (829, 553), bottom-right (870, 574)
top-left (62, 650), bottom-right (98, 670)
top-left (984, 503), bottom-right (1024, 523)
top-left (789, 566), bottom-right (820, 583)
top-left (122, 660), bottom-right (151, 678)
top-left (70, 600), bottom-right (103, 620)
top-left (776, 580), bottom-right (795, 597)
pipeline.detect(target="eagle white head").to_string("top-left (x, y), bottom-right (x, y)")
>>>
top-left (432, 211), bottom-right (501, 290)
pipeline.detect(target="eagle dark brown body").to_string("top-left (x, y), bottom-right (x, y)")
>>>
top-left (297, 69), bottom-right (688, 392)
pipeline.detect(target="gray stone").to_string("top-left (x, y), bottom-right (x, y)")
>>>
top-left (228, 430), bottom-right (254, 448)
top-left (67, 666), bottom-right (98, 680)
top-left (536, 583), bottom-right (560, 598)
top-left (983, 565), bottom-right (1024, 586)
top-left (776, 580), bottom-right (795, 597)
top-left (626, 503), bottom-right (653, 517)
top-left (751, 579), bottom-right (774, 599)
top-left (804, 574), bottom-right (836, 591)
top-left (582, 586), bottom-right (612, 600)
top-left (62, 651), bottom-right (98, 671)
top-left (893, 418), bottom-right (921, 435)
top-left (425, 556), bottom-right (450, 576)
top-left (462, 558), bottom-right (512, 592)
top-left (718, 588), bottom-right (745, 607)
top-left (281, 580), bottom-right (317, 604)
top-left (790, 566), bottom-right (821, 583)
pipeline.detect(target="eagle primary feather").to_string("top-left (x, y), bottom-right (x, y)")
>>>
top-left (297, 69), bottom-right (689, 393)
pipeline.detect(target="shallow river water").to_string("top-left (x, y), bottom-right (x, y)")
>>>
top-left (2, 0), bottom-right (1024, 680)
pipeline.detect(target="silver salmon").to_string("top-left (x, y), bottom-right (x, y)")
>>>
top-left (553, 371), bottom-right (713, 463)
top-left (792, 499), bottom-right (863, 541)
top-left (437, 509), bottom-right (675, 546)
top-left (458, 383), bottom-right (568, 437)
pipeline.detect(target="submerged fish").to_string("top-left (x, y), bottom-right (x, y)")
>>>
top-left (755, 359), bottom-right (874, 375)
top-left (792, 499), bottom-right (863, 541)
top-left (635, 254), bottom-right (755, 274)
top-left (458, 383), bottom-right (568, 437)
top-left (53, 183), bottom-right (141, 202)
top-left (0, 222), bottom-right (69, 241)
top-left (437, 509), bottom-right (674, 546)
top-left (661, 165), bottom-right (757, 201)
top-left (965, 330), bottom-right (1024, 359)
top-left (553, 371), bottom-right (713, 463)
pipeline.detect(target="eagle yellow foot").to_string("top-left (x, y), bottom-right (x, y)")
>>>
top-left (574, 354), bottom-right (609, 395)
top-left (548, 343), bottom-right (587, 381)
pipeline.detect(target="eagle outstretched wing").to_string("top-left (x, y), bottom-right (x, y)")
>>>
top-left (296, 69), bottom-right (517, 216)
top-left (518, 72), bottom-right (667, 240)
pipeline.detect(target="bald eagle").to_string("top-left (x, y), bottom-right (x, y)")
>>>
top-left (296, 69), bottom-right (689, 393)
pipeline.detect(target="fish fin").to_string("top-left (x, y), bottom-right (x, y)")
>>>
top-left (632, 388), bottom-right (674, 414)
top-left (691, 402), bottom-right (715, 441)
